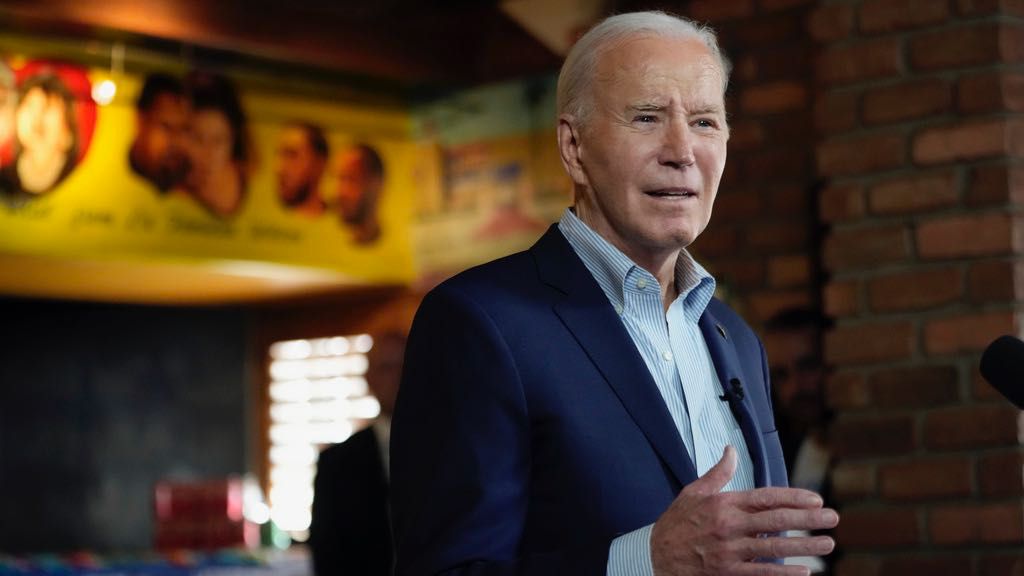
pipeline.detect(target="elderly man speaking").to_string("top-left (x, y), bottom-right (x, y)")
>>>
top-left (392, 11), bottom-right (838, 576)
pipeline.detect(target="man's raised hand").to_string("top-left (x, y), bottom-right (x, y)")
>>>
top-left (650, 446), bottom-right (839, 576)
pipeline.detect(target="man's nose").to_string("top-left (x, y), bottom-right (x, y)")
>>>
top-left (659, 120), bottom-right (695, 168)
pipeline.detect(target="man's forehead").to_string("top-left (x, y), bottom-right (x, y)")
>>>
top-left (602, 35), bottom-right (716, 68)
top-left (593, 35), bottom-right (724, 96)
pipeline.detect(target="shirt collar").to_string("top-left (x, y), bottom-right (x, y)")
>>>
top-left (557, 207), bottom-right (716, 320)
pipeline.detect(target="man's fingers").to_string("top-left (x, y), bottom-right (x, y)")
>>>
top-left (743, 508), bottom-right (839, 534)
top-left (734, 534), bottom-right (835, 561)
top-left (732, 563), bottom-right (812, 576)
top-left (735, 487), bottom-right (824, 511)
top-left (687, 445), bottom-right (738, 496)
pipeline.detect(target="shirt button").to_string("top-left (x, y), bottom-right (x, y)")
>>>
top-left (662, 350), bottom-right (673, 361)
top-left (636, 278), bottom-right (648, 290)
top-left (614, 304), bottom-right (623, 315)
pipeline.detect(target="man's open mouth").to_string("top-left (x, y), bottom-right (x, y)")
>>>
top-left (645, 188), bottom-right (697, 198)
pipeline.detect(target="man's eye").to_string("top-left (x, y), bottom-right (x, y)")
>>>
top-left (694, 118), bottom-right (717, 129)
top-left (634, 114), bottom-right (657, 123)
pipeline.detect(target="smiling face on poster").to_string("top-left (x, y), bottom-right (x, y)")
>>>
top-left (0, 61), bottom-right (96, 202)
top-left (176, 71), bottom-right (251, 219)
top-left (15, 74), bottom-right (77, 193)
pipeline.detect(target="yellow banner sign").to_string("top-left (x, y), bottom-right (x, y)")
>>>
top-left (0, 60), bottom-right (416, 286)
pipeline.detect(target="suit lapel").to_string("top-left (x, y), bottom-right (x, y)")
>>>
top-left (698, 309), bottom-right (769, 488)
top-left (532, 227), bottom-right (698, 488)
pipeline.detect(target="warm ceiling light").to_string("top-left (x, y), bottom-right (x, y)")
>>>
top-left (92, 79), bottom-right (116, 105)
top-left (92, 42), bottom-right (125, 106)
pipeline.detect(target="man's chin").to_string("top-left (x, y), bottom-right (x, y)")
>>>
top-left (657, 230), bottom-right (700, 250)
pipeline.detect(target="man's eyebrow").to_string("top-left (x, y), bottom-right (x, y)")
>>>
top-left (626, 103), bottom-right (666, 112)
top-left (690, 105), bottom-right (726, 116)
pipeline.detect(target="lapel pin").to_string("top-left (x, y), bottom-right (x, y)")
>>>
top-left (716, 323), bottom-right (727, 339)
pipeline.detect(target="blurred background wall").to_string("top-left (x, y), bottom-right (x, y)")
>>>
top-left (0, 299), bottom-right (249, 550)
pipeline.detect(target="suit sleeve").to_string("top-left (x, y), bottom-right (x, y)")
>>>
top-left (390, 284), bottom-right (611, 576)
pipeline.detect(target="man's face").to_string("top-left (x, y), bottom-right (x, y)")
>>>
top-left (276, 126), bottom-right (324, 205)
top-left (135, 93), bottom-right (189, 185)
top-left (334, 149), bottom-right (377, 224)
top-left (563, 35), bottom-right (728, 262)
top-left (767, 328), bottom-right (826, 427)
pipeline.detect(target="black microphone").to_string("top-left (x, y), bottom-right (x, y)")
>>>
top-left (719, 378), bottom-right (745, 421)
top-left (980, 335), bottom-right (1024, 409)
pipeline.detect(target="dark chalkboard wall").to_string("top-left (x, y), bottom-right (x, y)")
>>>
top-left (0, 297), bottom-right (251, 553)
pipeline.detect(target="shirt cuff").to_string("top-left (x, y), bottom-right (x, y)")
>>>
top-left (607, 523), bottom-right (655, 576)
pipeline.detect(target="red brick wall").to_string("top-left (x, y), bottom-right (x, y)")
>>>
top-left (619, 0), bottom-right (1024, 569)
top-left (680, 0), bottom-right (823, 324)
top-left (810, 0), bottom-right (1024, 572)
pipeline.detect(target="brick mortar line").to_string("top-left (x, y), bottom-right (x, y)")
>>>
top-left (819, 157), bottom-right (1024, 190)
top-left (820, 110), bottom-right (1024, 140)
top-left (818, 64), bottom-right (1024, 94)
top-left (816, 13), bottom-right (1018, 51)
top-left (826, 306), bottom-right (1022, 327)
top-left (825, 206), bottom-right (1024, 232)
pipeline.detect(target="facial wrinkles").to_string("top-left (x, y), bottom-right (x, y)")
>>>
top-left (575, 36), bottom-right (731, 257)
top-left (649, 62), bottom-right (722, 117)
top-left (691, 60), bottom-right (730, 137)
top-left (592, 58), bottom-right (725, 161)
top-left (602, 60), bottom-right (725, 144)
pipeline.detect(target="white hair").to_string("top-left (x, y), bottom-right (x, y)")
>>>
top-left (556, 11), bottom-right (732, 127)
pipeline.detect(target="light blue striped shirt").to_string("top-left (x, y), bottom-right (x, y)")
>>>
top-left (557, 208), bottom-right (755, 576)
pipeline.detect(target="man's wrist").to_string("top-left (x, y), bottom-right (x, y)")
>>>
top-left (607, 524), bottom-right (655, 576)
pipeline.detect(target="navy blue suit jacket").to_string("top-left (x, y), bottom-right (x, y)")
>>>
top-left (391, 226), bottom-right (788, 575)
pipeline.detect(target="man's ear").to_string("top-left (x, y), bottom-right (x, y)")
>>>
top-left (557, 115), bottom-right (587, 187)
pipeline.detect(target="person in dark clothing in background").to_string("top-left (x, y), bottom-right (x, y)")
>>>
top-left (764, 307), bottom-right (832, 488)
top-left (764, 307), bottom-right (834, 574)
top-left (309, 332), bottom-right (405, 576)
